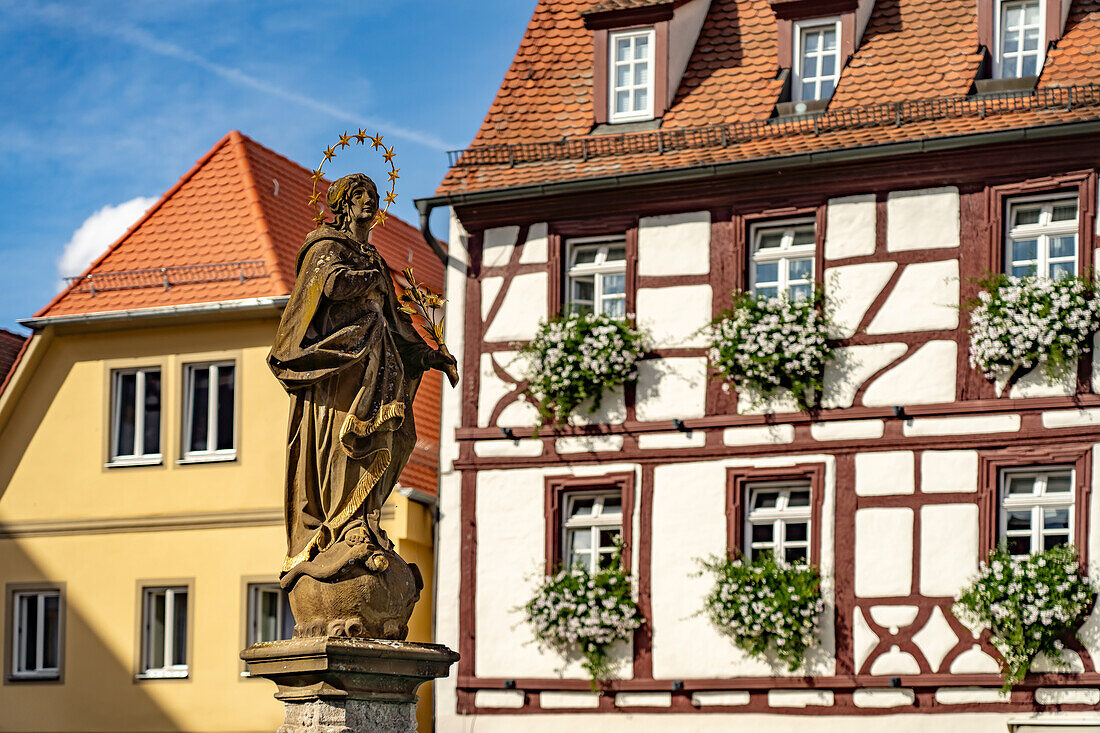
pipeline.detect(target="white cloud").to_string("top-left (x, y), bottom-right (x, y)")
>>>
top-left (58, 197), bottom-right (156, 281)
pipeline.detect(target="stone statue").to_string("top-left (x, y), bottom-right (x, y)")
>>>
top-left (267, 173), bottom-right (456, 641)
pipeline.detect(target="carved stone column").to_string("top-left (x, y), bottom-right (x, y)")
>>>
top-left (242, 637), bottom-right (459, 733)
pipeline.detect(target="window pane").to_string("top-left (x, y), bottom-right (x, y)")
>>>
top-left (1014, 207), bottom-right (1041, 226)
top-left (1051, 202), bottom-right (1078, 222)
top-left (802, 55), bottom-right (818, 79)
top-left (573, 247), bottom-right (598, 265)
top-left (259, 589), bottom-right (278, 642)
top-left (189, 368), bottom-right (210, 453)
top-left (634, 87), bottom-right (647, 112)
top-left (21, 595), bottom-right (38, 671)
top-left (43, 594), bottom-right (59, 670)
top-left (819, 78), bottom-right (836, 99)
top-left (1050, 261), bottom-right (1076, 280)
top-left (1021, 55), bottom-right (1037, 76)
top-left (605, 244), bottom-right (627, 262)
top-left (217, 366), bottom-right (235, 451)
top-left (785, 546), bottom-right (808, 564)
top-left (1043, 507), bottom-right (1070, 531)
top-left (602, 297), bottom-right (626, 318)
top-left (571, 276), bottom-right (594, 304)
top-left (785, 522), bottom-right (808, 542)
top-left (1006, 510), bottom-right (1032, 532)
top-left (1011, 263), bottom-right (1037, 278)
top-left (601, 495), bottom-right (622, 516)
top-left (1024, 1), bottom-right (1039, 23)
top-left (1046, 473), bottom-right (1072, 494)
top-left (143, 371), bottom-right (161, 455)
top-left (635, 36), bottom-right (648, 60)
top-left (1043, 533), bottom-right (1069, 551)
top-left (602, 273), bottom-right (625, 296)
top-left (788, 490), bottom-right (811, 507)
top-left (569, 498), bottom-right (595, 518)
top-left (1007, 535), bottom-right (1031, 555)
top-left (1011, 238), bottom-right (1038, 262)
top-left (1022, 27), bottom-right (1039, 52)
top-left (598, 529), bottom-right (620, 552)
top-left (1006, 475), bottom-right (1036, 494)
top-left (616, 64), bottom-right (629, 89)
top-left (1003, 30), bottom-right (1020, 54)
top-left (822, 28), bottom-right (836, 50)
top-left (791, 227), bottom-right (815, 246)
top-left (150, 592), bottom-right (166, 670)
top-left (172, 591), bottom-right (187, 667)
top-left (751, 523), bottom-right (773, 544)
top-left (752, 491), bottom-right (779, 510)
top-left (280, 595), bottom-right (296, 640)
top-left (789, 283), bottom-right (812, 301)
top-left (615, 90), bottom-right (629, 114)
top-left (788, 258), bottom-right (813, 282)
top-left (569, 528), bottom-right (592, 553)
top-left (1050, 235), bottom-right (1077, 260)
top-left (803, 31), bottom-right (819, 53)
top-left (754, 261), bottom-right (778, 284)
top-left (757, 231), bottom-right (784, 249)
top-left (615, 38), bottom-right (630, 63)
top-left (116, 373), bottom-right (137, 457)
top-left (821, 53), bottom-right (835, 77)
top-left (756, 285), bottom-right (779, 299)
top-left (634, 63), bottom-right (648, 86)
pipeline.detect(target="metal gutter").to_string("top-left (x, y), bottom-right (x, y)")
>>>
top-left (20, 295), bottom-right (289, 330)
top-left (397, 485), bottom-right (438, 507)
top-left (415, 119), bottom-right (1100, 212)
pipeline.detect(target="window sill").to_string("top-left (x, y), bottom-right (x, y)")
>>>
top-left (6, 672), bottom-right (60, 683)
top-left (972, 75), bottom-right (1038, 97)
top-left (105, 456), bottom-right (163, 469)
top-left (773, 98), bottom-right (830, 120)
top-left (591, 119), bottom-right (661, 135)
top-left (135, 669), bottom-right (189, 680)
top-left (176, 452), bottom-right (237, 465)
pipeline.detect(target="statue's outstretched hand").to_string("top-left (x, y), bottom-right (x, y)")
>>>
top-left (424, 349), bottom-right (459, 387)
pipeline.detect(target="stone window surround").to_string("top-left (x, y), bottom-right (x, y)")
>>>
top-left (3, 581), bottom-right (65, 685)
top-left (547, 218), bottom-right (639, 320)
top-left (543, 472), bottom-right (635, 574)
top-left (133, 577), bottom-right (194, 681)
top-left (726, 463), bottom-right (826, 567)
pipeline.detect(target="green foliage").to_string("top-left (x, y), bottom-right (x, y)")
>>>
top-left (520, 312), bottom-right (646, 427)
top-left (953, 545), bottom-right (1097, 690)
top-left (700, 552), bottom-right (824, 671)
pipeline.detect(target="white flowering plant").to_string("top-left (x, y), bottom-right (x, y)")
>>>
top-left (700, 552), bottom-right (824, 671)
top-left (953, 545), bottom-right (1097, 691)
top-left (706, 292), bottom-right (833, 410)
top-left (968, 274), bottom-right (1100, 381)
top-left (521, 312), bottom-right (646, 427)
top-left (523, 559), bottom-right (643, 687)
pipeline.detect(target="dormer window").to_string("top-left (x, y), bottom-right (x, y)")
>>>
top-left (609, 29), bottom-right (656, 122)
top-left (794, 19), bottom-right (841, 102)
top-left (996, 0), bottom-right (1043, 78)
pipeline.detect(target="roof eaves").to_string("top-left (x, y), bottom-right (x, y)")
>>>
top-left (20, 295), bottom-right (289, 331)
top-left (33, 132), bottom-right (237, 319)
top-left (229, 131), bottom-right (292, 295)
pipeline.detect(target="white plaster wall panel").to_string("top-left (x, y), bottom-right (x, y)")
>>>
top-left (911, 606), bottom-right (959, 672)
top-left (637, 211), bottom-right (711, 276)
top-left (637, 431), bottom-right (706, 449)
top-left (650, 457), bottom-right (836, 678)
top-left (1094, 332), bottom-right (1100, 392)
top-left (855, 508), bottom-right (913, 597)
top-left (824, 193), bottom-right (876, 260)
top-left (920, 504), bottom-right (978, 597)
top-left (736, 387), bottom-right (801, 415)
top-left (921, 450), bottom-right (979, 493)
top-left (865, 259), bottom-right (960, 335)
top-left (869, 605), bottom-right (919, 633)
top-left (555, 435), bottom-right (625, 454)
top-left (518, 222), bottom-right (548, 264)
top-left (886, 186), bottom-right (960, 251)
top-left (497, 399), bottom-right (539, 428)
top-left (482, 225), bottom-right (519, 267)
top-left (474, 690), bottom-right (525, 709)
top-left (1000, 364), bottom-right (1076, 398)
top-left (539, 692), bottom-right (600, 709)
top-left (767, 690), bottom-right (835, 708)
top-left (1034, 688), bottom-right (1100, 705)
top-left (1044, 408), bottom-right (1100, 428)
top-left (478, 353), bottom-right (514, 427)
top-left (811, 419), bottom-right (885, 441)
top-left (635, 357), bottom-right (707, 422)
top-left (855, 451), bottom-right (915, 496)
top-left (903, 413), bottom-right (1021, 437)
top-left (473, 439), bottom-right (544, 458)
top-left (853, 607), bottom-right (880, 672)
top-left (615, 692), bottom-right (672, 707)
top-left (950, 644), bottom-right (1001, 674)
top-left (483, 272), bottom-right (548, 342)
top-left (1083, 446), bottom-right (1100, 662)
top-left (570, 387), bottom-right (626, 426)
top-left (1032, 649), bottom-right (1085, 673)
top-left (636, 285), bottom-right (711, 348)
top-left (862, 340), bottom-right (957, 406)
top-left (722, 424), bottom-right (795, 446)
top-left (934, 688), bottom-right (1009, 704)
top-left (852, 689), bottom-right (916, 708)
top-left (481, 276), bottom-right (503, 320)
top-left (825, 262), bottom-right (897, 338)
top-left (869, 646), bottom-right (921, 675)
top-left (822, 343), bottom-right (907, 408)
top-left (691, 691), bottom-right (750, 706)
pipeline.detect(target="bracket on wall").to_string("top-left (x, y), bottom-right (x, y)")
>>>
top-left (892, 406), bottom-right (907, 420)
top-left (500, 427), bottom-right (519, 443)
top-left (672, 418), bottom-right (691, 434)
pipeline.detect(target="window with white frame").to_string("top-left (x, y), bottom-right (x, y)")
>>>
top-left (140, 586), bottom-right (188, 678)
top-left (110, 368), bottom-right (161, 464)
top-left (794, 20), bottom-right (841, 102)
top-left (1000, 468), bottom-right (1074, 557)
top-left (996, 0), bottom-right (1044, 79)
top-left (562, 492), bottom-right (623, 573)
top-left (566, 238), bottom-right (627, 317)
top-left (246, 583), bottom-right (295, 645)
top-left (750, 220), bottom-right (816, 300)
top-left (745, 483), bottom-right (812, 563)
top-left (11, 590), bottom-right (61, 679)
top-left (609, 28), bottom-right (655, 122)
top-left (183, 362), bottom-right (236, 461)
top-left (1005, 195), bottom-right (1078, 279)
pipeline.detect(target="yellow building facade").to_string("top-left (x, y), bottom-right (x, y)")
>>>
top-left (0, 132), bottom-right (444, 732)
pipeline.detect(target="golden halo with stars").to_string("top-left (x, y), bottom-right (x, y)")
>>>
top-left (307, 129), bottom-right (400, 229)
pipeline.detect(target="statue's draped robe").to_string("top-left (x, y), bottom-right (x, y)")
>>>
top-left (268, 226), bottom-right (434, 585)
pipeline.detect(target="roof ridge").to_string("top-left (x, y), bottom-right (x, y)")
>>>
top-left (32, 131), bottom-right (238, 318)
top-left (229, 130), bottom-right (292, 295)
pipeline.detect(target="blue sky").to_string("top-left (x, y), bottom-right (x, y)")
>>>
top-left (0, 0), bottom-right (534, 332)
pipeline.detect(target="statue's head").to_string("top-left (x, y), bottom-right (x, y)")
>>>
top-left (327, 173), bottom-right (380, 235)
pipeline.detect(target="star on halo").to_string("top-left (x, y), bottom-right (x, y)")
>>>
top-left (338, 132), bottom-right (352, 148)
top-left (383, 145), bottom-right (396, 163)
top-left (370, 133), bottom-right (384, 149)
top-left (355, 128), bottom-right (368, 143)
top-left (322, 146), bottom-right (336, 162)
top-left (384, 191), bottom-right (398, 205)
top-left (387, 168), bottom-right (400, 183)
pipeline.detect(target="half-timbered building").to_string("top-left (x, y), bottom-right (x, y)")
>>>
top-left (418, 0), bottom-right (1100, 730)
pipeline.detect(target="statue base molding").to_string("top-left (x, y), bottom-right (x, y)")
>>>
top-left (242, 636), bottom-right (459, 733)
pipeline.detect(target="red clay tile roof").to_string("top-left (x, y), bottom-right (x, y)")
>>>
top-left (437, 0), bottom-right (1100, 195)
top-left (0, 329), bottom-right (25, 386)
top-left (583, 0), bottom-right (674, 13)
top-left (37, 131), bottom-right (443, 318)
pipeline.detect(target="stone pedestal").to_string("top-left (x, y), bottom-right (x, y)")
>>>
top-left (242, 637), bottom-right (459, 733)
